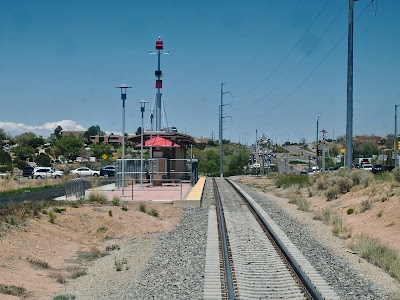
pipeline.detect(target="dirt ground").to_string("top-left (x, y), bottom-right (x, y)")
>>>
top-left (0, 202), bottom-right (182, 300)
top-left (237, 175), bottom-right (400, 253)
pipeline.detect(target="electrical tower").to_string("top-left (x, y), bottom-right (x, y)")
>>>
top-left (219, 83), bottom-right (230, 177)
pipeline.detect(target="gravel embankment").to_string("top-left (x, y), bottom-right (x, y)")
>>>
top-left (60, 177), bottom-right (400, 299)
top-left (234, 180), bottom-right (398, 300)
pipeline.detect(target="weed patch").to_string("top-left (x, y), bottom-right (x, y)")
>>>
top-left (53, 293), bottom-right (76, 300)
top-left (78, 248), bottom-right (109, 261)
top-left (349, 234), bottom-right (400, 282)
top-left (139, 203), bottom-right (146, 213)
top-left (296, 198), bottom-right (311, 211)
top-left (88, 192), bottom-right (107, 204)
top-left (148, 208), bottom-right (159, 217)
top-left (313, 207), bottom-right (333, 224)
top-left (331, 215), bottom-right (352, 239)
top-left (69, 269), bottom-right (87, 279)
top-left (115, 257), bottom-right (129, 271)
top-left (27, 257), bottom-right (50, 269)
top-left (275, 175), bottom-right (310, 188)
top-left (359, 200), bottom-right (372, 213)
top-left (48, 210), bottom-right (57, 223)
top-left (112, 196), bottom-right (121, 206)
top-left (325, 186), bottom-right (339, 201)
top-left (0, 283), bottom-right (28, 297)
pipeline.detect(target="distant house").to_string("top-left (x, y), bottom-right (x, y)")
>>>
top-left (61, 131), bottom-right (85, 139)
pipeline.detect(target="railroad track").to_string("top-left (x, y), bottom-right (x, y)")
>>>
top-left (203, 178), bottom-right (340, 300)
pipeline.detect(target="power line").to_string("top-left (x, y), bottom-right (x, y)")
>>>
top-left (251, 1), bottom-right (348, 106)
top-left (255, 0), bottom-right (374, 119)
top-left (241, 0), bottom-right (331, 97)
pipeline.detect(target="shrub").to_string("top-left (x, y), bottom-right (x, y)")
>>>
top-left (391, 168), bottom-right (400, 183)
top-left (336, 177), bottom-right (353, 194)
top-left (139, 203), bottom-right (146, 213)
top-left (347, 208), bottom-right (354, 215)
top-left (332, 215), bottom-right (352, 239)
top-left (53, 273), bottom-right (66, 284)
top-left (111, 196), bottom-right (120, 206)
top-left (296, 198), bottom-right (311, 212)
top-left (351, 170), bottom-right (374, 187)
top-left (313, 207), bottom-right (332, 224)
top-left (48, 210), bottom-right (57, 223)
top-left (316, 177), bottom-right (329, 190)
top-left (148, 208), bottom-right (159, 217)
top-left (359, 200), bottom-right (372, 213)
top-left (88, 192), bottom-right (107, 204)
top-left (78, 248), bottom-right (109, 261)
top-left (325, 186), bottom-right (339, 201)
top-left (348, 234), bottom-right (400, 281)
top-left (53, 208), bottom-right (66, 213)
top-left (121, 205), bottom-right (128, 211)
top-left (376, 210), bottom-right (383, 218)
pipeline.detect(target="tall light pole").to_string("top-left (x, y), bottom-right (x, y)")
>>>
top-left (149, 36), bottom-right (170, 131)
top-left (117, 84), bottom-right (131, 196)
top-left (316, 115), bottom-right (320, 168)
top-left (139, 99), bottom-right (148, 187)
top-left (395, 104), bottom-right (400, 168)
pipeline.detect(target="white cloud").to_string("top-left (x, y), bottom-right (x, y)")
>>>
top-left (0, 120), bottom-right (87, 137)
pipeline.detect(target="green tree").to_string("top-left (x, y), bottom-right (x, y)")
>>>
top-left (90, 143), bottom-right (113, 159)
top-left (12, 145), bottom-right (35, 161)
top-left (15, 132), bottom-right (37, 146)
top-left (28, 137), bottom-right (45, 148)
top-left (135, 127), bottom-right (142, 135)
top-left (54, 136), bottom-right (84, 159)
top-left (0, 149), bottom-right (11, 164)
top-left (0, 129), bottom-right (11, 142)
top-left (226, 149), bottom-right (250, 176)
top-left (354, 141), bottom-right (379, 158)
top-left (35, 153), bottom-right (51, 167)
top-left (84, 125), bottom-right (105, 142)
top-left (55, 126), bottom-right (63, 140)
top-left (330, 145), bottom-right (340, 157)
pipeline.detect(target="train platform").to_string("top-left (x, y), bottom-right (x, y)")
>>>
top-left (56, 177), bottom-right (206, 207)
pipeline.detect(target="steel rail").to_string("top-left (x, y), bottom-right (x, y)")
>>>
top-left (212, 178), bottom-right (235, 300)
top-left (226, 178), bottom-right (324, 300)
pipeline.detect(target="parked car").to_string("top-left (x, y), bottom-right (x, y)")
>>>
top-left (70, 167), bottom-right (100, 177)
top-left (300, 168), bottom-right (308, 175)
top-left (22, 166), bottom-right (36, 178)
top-left (33, 167), bottom-right (64, 179)
top-left (0, 172), bottom-right (7, 178)
top-left (360, 164), bottom-right (373, 171)
top-left (100, 165), bottom-right (115, 177)
top-left (372, 164), bottom-right (384, 174)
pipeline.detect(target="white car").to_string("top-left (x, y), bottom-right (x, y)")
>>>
top-left (71, 167), bottom-right (100, 177)
top-left (360, 164), bottom-right (373, 171)
top-left (33, 167), bottom-right (64, 179)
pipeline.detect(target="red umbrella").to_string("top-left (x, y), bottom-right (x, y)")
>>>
top-left (137, 136), bottom-right (181, 147)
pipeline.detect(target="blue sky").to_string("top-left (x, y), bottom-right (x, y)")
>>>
top-left (0, 0), bottom-right (399, 145)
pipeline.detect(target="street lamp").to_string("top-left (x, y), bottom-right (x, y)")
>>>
top-left (117, 84), bottom-right (131, 196)
top-left (316, 115), bottom-right (320, 168)
top-left (395, 104), bottom-right (400, 168)
top-left (139, 99), bottom-right (148, 187)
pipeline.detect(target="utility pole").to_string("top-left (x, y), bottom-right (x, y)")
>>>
top-left (345, 0), bottom-right (354, 169)
top-left (395, 105), bottom-right (399, 168)
top-left (219, 83), bottom-right (229, 177)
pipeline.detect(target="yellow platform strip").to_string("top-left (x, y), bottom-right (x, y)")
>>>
top-left (186, 176), bottom-right (206, 200)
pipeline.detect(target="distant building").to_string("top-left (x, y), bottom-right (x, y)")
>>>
top-left (90, 134), bottom-right (132, 146)
top-left (61, 131), bottom-right (85, 139)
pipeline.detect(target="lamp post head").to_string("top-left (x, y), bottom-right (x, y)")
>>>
top-left (116, 84), bottom-right (132, 100)
top-left (139, 99), bottom-right (149, 113)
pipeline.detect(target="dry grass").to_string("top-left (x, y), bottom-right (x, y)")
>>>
top-left (348, 234), bottom-right (400, 282)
